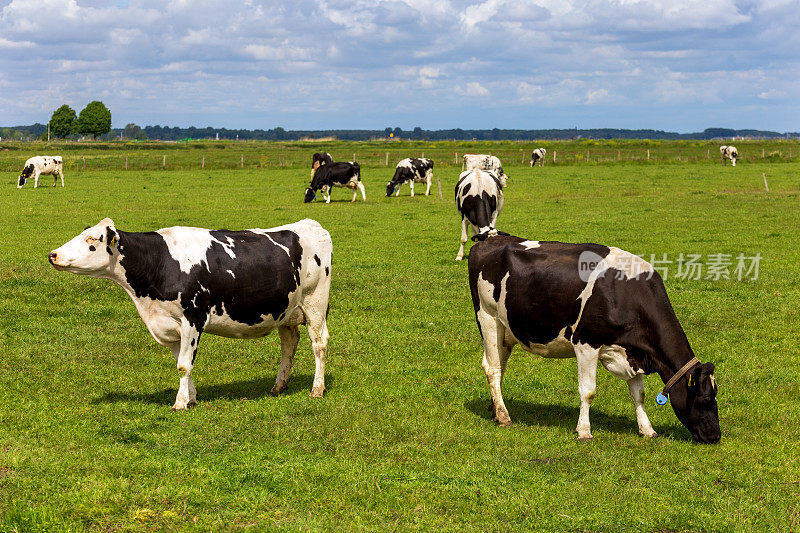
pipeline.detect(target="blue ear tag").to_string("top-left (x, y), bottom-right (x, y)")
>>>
top-left (656, 392), bottom-right (668, 405)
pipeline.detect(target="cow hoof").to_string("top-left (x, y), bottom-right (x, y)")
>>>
top-left (640, 430), bottom-right (659, 439)
top-left (269, 384), bottom-right (287, 396)
top-left (576, 434), bottom-right (594, 441)
top-left (310, 386), bottom-right (325, 398)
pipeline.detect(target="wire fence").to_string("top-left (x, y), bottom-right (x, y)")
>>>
top-left (1, 140), bottom-right (798, 172)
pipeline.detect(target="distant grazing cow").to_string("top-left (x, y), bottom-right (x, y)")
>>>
top-left (305, 162), bottom-right (365, 203)
top-left (49, 218), bottom-right (333, 409)
top-left (385, 158), bottom-right (434, 197)
top-left (312, 152), bottom-right (333, 170)
top-left (17, 156), bottom-right (64, 188)
top-left (468, 235), bottom-right (721, 443)
top-left (463, 154), bottom-right (508, 186)
top-left (454, 169), bottom-right (505, 261)
top-left (530, 148), bottom-right (547, 167)
top-left (720, 146), bottom-right (738, 166)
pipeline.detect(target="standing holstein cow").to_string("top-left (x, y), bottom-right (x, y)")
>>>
top-left (720, 145), bottom-right (738, 166)
top-left (463, 154), bottom-right (508, 187)
top-left (17, 156), bottom-right (64, 188)
top-left (468, 235), bottom-right (721, 443)
top-left (312, 152), bottom-right (333, 170)
top-left (530, 148), bottom-right (547, 167)
top-left (48, 218), bottom-right (333, 409)
top-left (385, 158), bottom-right (434, 197)
top-left (304, 161), bottom-right (365, 203)
top-left (454, 169), bottom-right (505, 261)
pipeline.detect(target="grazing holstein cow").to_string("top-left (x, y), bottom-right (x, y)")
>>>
top-left (463, 154), bottom-right (508, 187)
top-left (49, 218), bottom-right (333, 410)
top-left (17, 156), bottom-right (64, 188)
top-left (385, 158), bottom-right (434, 197)
top-left (720, 145), bottom-right (738, 166)
top-left (312, 152), bottom-right (333, 170)
top-left (530, 148), bottom-right (547, 167)
top-left (468, 235), bottom-right (721, 443)
top-left (454, 169), bottom-right (505, 261)
top-left (304, 161), bottom-right (365, 203)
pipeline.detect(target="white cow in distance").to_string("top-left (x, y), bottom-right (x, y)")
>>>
top-left (17, 156), bottom-right (64, 188)
top-left (720, 146), bottom-right (738, 166)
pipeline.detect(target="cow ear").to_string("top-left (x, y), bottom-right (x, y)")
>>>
top-left (106, 227), bottom-right (119, 247)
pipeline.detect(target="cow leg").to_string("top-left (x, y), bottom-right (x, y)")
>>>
top-left (53, 173), bottom-right (58, 187)
top-left (323, 186), bottom-right (331, 204)
top-left (172, 321), bottom-right (201, 410)
top-left (410, 181), bottom-right (414, 197)
top-left (478, 312), bottom-right (512, 426)
top-left (59, 171), bottom-right (64, 187)
top-left (350, 183), bottom-right (358, 202)
top-left (425, 177), bottom-right (431, 196)
top-left (731, 158), bottom-right (736, 167)
top-left (33, 171), bottom-right (40, 188)
top-left (574, 343), bottom-right (600, 440)
top-left (456, 217), bottom-right (469, 261)
top-left (395, 184), bottom-right (401, 197)
top-left (305, 310), bottom-right (330, 398)
top-left (271, 325), bottom-right (300, 395)
top-left (626, 374), bottom-right (658, 438)
top-left (599, 349), bottom-right (657, 438)
top-left (357, 181), bottom-right (366, 201)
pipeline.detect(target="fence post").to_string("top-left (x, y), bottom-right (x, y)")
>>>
top-left (280, 153), bottom-right (284, 166)
top-left (707, 148), bottom-right (710, 159)
top-left (202, 156), bottom-right (205, 169)
top-left (421, 151), bottom-right (424, 158)
top-left (678, 149), bottom-right (682, 161)
top-left (762, 148), bottom-right (765, 158)
top-left (618, 150), bottom-right (620, 161)
top-left (125, 155), bottom-right (128, 170)
top-left (83, 156), bottom-right (86, 170)
top-left (553, 150), bottom-right (556, 163)
top-left (241, 154), bottom-right (244, 168)
top-left (763, 172), bottom-right (769, 192)
top-left (386, 152), bottom-right (389, 166)
top-left (455, 152), bottom-right (458, 165)
top-left (353, 152), bottom-right (356, 162)
top-left (163, 155), bottom-right (166, 169)
top-left (586, 150), bottom-right (589, 162)
top-left (647, 149), bottom-right (650, 161)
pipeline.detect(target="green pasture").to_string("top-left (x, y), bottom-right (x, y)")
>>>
top-left (1, 143), bottom-right (799, 531)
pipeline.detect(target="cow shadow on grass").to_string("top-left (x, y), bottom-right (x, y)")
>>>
top-left (92, 373), bottom-right (333, 406)
top-left (464, 398), bottom-right (692, 441)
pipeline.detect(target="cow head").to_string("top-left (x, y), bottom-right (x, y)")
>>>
top-left (668, 362), bottom-right (721, 444)
top-left (304, 187), bottom-right (317, 203)
top-left (385, 181), bottom-right (397, 197)
top-left (17, 164), bottom-right (33, 188)
top-left (49, 218), bottom-right (119, 277)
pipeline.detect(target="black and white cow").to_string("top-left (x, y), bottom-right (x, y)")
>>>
top-left (530, 148), bottom-right (547, 167)
top-left (304, 161), bottom-right (365, 203)
top-left (312, 152), bottom-right (333, 170)
top-left (454, 169), bottom-right (505, 261)
top-left (720, 145), bottom-right (738, 166)
top-left (463, 154), bottom-right (508, 187)
top-left (385, 158), bottom-right (434, 197)
top-left (17, 156), bottom-right (64, 188)
top-left (49, 218), bottom-right (332, 410)
top-left (468, 235), bottom-right (721, 443)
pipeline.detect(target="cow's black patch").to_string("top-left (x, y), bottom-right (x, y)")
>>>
top-left (190, 338), bottom-right (195, 347)
top-left (117, 228), bottom-right (304, 332)
top-left (89, 245), bottom-right (96, 252)
top-left (325, 266), bottom-right (329, 276)
top-left (106, 246), bottom-right (113, 255)
top-left (314, 254), bottom-right (321, 266)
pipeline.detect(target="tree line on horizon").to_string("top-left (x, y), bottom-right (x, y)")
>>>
top-left (1, 117), bottom-right (797, 142)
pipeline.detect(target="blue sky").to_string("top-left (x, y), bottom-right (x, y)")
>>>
top-left (1, 0), bottom-right (797, 131)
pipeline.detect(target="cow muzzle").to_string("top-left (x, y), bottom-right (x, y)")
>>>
top-left (48, 251), bottom-right (66, 270)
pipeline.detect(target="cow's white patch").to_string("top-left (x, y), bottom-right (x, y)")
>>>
top-left (157, 227), bottom-right (237, 273)
top-left (519, 240), bottom-right (540, 249)
top-left (227, 269), bottom-right (235, 278)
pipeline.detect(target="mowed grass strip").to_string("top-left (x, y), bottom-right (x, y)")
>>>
top-left (1, 151), bottom-right (799, 531)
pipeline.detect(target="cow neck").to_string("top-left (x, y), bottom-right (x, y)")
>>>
top-left (111, 230), bottom-right (170, 297)
top-left (651, 335), bottom-right (698, 386)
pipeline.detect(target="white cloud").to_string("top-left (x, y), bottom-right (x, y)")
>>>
top-left (0, 0), bottom-right (796, 130)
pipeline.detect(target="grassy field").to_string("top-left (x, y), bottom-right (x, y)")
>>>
top-left (1, 142), bottom-right (799, 531)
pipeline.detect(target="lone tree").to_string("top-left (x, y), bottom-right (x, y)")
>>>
top-left (76, 101), bottom-right (112, 139)
top-left (49, 105), bottom-right (77, 138)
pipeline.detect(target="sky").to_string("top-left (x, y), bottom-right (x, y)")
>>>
top-left (0, 0), bottom-right (798, 131)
